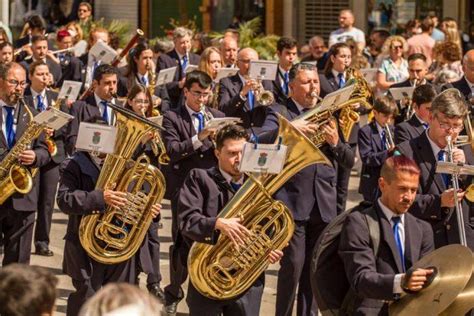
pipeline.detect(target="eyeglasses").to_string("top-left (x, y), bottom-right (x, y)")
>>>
top-left (188, 90), bottom-right (212, 98)
top-left (391, 45), bottom-right (403, 50)
top-left (78, 9), bottom-right (89, 12)
top-left (436, 118), bottom-right (464, 132)
top-left (6, 79), bottom-right (27, 88)
top-left (133, 99), bottom-right (149, 105)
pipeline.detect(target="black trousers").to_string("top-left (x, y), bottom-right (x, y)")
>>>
top-left (336, 143), bottom-right (357, 213)
top-left (186, 275), bottom-right (264, 316)
top-left (145, 219), bottom-right (162, 285)
top-left (275, 214), bottom-right (327, 316)
top-left (63, 240), bottom-right (138, 316)
top-left (0, 209), bottom-right (35, 266)
top-left (34, 162), bottom-right (60, 249)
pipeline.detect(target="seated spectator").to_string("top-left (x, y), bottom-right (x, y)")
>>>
top-left (376, 36), bottom-right (409, 94)
top-left (431, 41), bottom-right (463, 83)
top-left (0, 264), bottom-right (58, 316)
top-left (79, 283), bottom-right (161, 316)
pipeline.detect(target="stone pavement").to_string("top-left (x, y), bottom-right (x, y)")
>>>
top-left (2, 173), bottom-right (362, 315)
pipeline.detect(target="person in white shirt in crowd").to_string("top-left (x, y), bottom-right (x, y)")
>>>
top-left (376, 36), bottom-right (410, 94)
top-left (329, 9), bottom-right (366, 52)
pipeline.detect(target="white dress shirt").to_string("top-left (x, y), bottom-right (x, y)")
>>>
top-left (30, 88), bottom-right (48, 112)
top-left (94, 93), bottom-right (114, 126)
top-left (185, 103), bottom-right (206, 150)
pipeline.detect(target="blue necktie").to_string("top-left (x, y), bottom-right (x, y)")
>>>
top-left (247, 90), bottom-right (255, 110)
top-left (283, 72), bottom-right (289, 95)
top-left (192, 112), bottom-right (204, 133)
top-left (337, 72), bottom-right (345, 88)
top-left (422, 123), bottom-right (429, 129)
top-left (392, 216), bottom-right (406, 272)
top-left (142, 75), bottom-right (148, 86)
top-left (4, 107), bottom-right (15, 149)
top-left (92, 61), bottom-right (100, 77)
top-left (438, 150), bottom-right (450, 187)
top-left (182, 55), bottom-right (188, 76)
top-left (100, 100), bottom-right (109, 125)
top-left (381, 130), bottom-right (388, 150)
top-left (36, 94), bottom-right (45, 112)
top-left (230, 182), bottom-right (242, 192)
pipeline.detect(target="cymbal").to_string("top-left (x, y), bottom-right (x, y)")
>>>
top-left (389, 244), bottom-right (472, 316)
top-left (439, 256), bottom-right (474, 316)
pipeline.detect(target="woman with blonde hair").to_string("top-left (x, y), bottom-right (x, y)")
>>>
top-left (65, 21), bottom-right (87, 57)
top-left (440, 18), bottom-right (462, 52)
top-left (431, 41), bottom-right (463, 83)
top-left (198, 46), bottom-right (223, 81)
top-left (376, 35), bottom-right (409, 93)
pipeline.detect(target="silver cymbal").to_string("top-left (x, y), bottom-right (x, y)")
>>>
top-left (389, 245), bottom-right (472, 316)
top-left (439, 256), bottom-right (474, 316)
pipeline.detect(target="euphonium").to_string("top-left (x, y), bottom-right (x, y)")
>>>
top-left (338, 67), bottom-right (374, 142)
top-left (79, 102), bottom-right (166, 264)
top-left (0, 96), bottom-right (44, 205)
top-left (188, 114), bottom-right (331, 300)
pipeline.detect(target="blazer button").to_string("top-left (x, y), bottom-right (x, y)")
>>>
top-left (446, 224), bottom-right (451, 230)
top-left (251, 123), bottom-right (254, 127)
top-left (205, 237), bottom-right (211, 241)
top-left (200, 154), bottom-right (204, 158)
top-left (430, 215), bottom-right (437, 219)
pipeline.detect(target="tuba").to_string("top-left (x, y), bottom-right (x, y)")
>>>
top-left (79, 102), bottom-right (166, 264)
top-left (0, 96), bottom-right (44, 205)
top-left (188, 114), bottom-right (331, 300)
top-left (338, 67), bottom-right (374, 142)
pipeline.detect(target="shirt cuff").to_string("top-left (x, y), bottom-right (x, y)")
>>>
top-left (393, 273), bottom-right (403, 294)
top-left (239, 93), bottom-right (247, 101)
top-left (192, 135), bottom-right (203, 150)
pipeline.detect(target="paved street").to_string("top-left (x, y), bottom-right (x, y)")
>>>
top-left (2, 172), bottom-right (361, 315)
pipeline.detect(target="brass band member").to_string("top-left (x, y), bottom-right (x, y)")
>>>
top-left (57, 135), bottom-right (162, 316)
top-left (178, 124), bottom-right (283, 315)
top-left (0, 62), bottom-right (51, 265)
top-left (258, 63), bottom-right (355, 316)
top-left (161, 70), bottom-right (224, 314)
top-left (273, 37), bottom-right (298, 104)
top-left (0, 42), bottom-right (13, 65)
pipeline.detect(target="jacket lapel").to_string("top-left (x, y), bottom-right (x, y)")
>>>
top-left (376, 204), bottom-right (404, 273)
top-left (370, 122), bottom-right (384, 151)
top-left (403, 214), bottom-right (422, 269)
top-left (286, 99), bottom-right (301, 120)
top-left (15, 102), bottom-right (31, 140)
top-left (180, 105), bottom-right (196, 138)
top-left (416, 132), bottom-right (446, 192)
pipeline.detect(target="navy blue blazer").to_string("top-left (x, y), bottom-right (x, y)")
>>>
top-left (396, 132), bottom-right (474, 250)
top-left (339, 203), bottom-right (434, 314)
top-left (394, 114), bottom-right (426, 145)
top-left (358, 121), bottom-right (393, 202)
top-left (161, 102), bottom-right (224, 199)
top-left (218, 73), bottom-right (273, 134)
top-left (442, 76), bottom-right (471, 100)
top-left (156, 50), bottom-right (200, 105)
top-left (258, 99), bottom-right (355, 221)
top-left (272, 68), bottom-right (290, 105)
top-left (0, 100), bottom-right (51, 212)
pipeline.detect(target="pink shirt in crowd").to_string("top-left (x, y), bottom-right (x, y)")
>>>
top-left (407, 33), bottom-right (435, 66)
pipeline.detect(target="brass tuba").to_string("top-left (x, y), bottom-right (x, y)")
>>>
top-left (338, 67), bottom-right (374, 142)
top-left (79, 102), bottom-right (166, 264)
top-left (188, 114), bottom-right (331, 300)
top-left (0, 96), bottom-right (44, 205)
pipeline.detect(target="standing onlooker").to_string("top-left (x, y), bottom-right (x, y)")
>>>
top-left (407, 17), bottom-right (436, 67)
top-left (329, 9), bottom-right (366, 51)
top-left (77, 2), bottom-right (93, 36)
top-left (429, 14), bottom-right (446, 42)
top-left (403, 19), bottom-right (421, 40)
top-left (440, 18), bottom-right (463, 53)
top-left (364, 29), bottom-right (390, 67)
top-left (431, 41), bottom-right (463, 84)
top-left (376, 36), bottom-right (409, 93)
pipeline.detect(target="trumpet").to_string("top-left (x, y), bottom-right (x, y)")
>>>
top-left (253, 79), bottom-right (274, 106)
top-left (140, 108), bottom-right (169, 165)
top-left (309, 90), bottom-right (323, 107)
top-left (383, 124), bottom-right (395, 149)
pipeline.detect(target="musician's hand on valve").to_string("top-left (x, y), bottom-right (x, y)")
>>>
top-left (452, 148), bottom-right (466, 164)
top-left (19, 150), bottom-right (36, 165)
top-left (292, 119), bottom-right (318, 135)
top-left (268, 249), bottom-right (284, 264)
top-left (215, 217), bottom-right (251, 249)
top-left (322, 120), bottom-right (339, 146)
top-left (198, 127), bottom-right (217, 142)
top-left (103, 190), bottom-right (128, 208)
top-left (150, 203), bottom-right (162, 218)
top-left (240, 79), bottom-right (256, 97)
top-left (440, 188), bottom-right (466, 208)
top-left (402, 268), bottom-right (434, 292)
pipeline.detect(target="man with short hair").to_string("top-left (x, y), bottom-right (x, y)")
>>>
top-left (365, 29), bottom-right (390, 67)
top-left (161, 70), bottom-right (224, 314)
top-left (0, 264), bottom-right (58, 316)
top-left (20, 35), bottom-right (62, 86)
top-left (178, 124), bottom-right (283, 315)
top-left (157, 27), bottom-right (201, 105)
top-left (23, 61), bottom-right (69, 257)
top-left (77, 2), bottom-right (93, 35)
top-left (0, 62), bottom-right (50, 266)
top-left (397, 89), bottom-right (474, 250)
top-left (301, 36), bottom-right (327, 70)
top-left (442, 49), bottom-right (474, 100)
top-left (407, 17), bottom-right (436, 67)
top-left (391, 53), bottom-right (429, 89)
top-left (259, 63), bottom-right (355, 316)
top-left (218, 47), bottom-right (274, 134)
top-left (340, 155), bottom-right (434, 315)
top-left (66, 64), bottom-right (122, 155)
top-left (220, 36), bottom-right (239, 68)
top-left (273, 37), bottom-right (298, 104)
top-left (395, 84), bottom-right (437, 144)
top-left (329, 9), bottom-right (366, 51)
